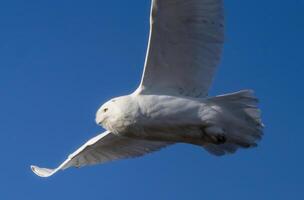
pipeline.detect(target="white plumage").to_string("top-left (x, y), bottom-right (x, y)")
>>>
top-left (31, 0), bottom-right (263, 178)
top-left (31, 131), bottom-right (171, 177)
top-left (140, 0), bottom-right (224, 97)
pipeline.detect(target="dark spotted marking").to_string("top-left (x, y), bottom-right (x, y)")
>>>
top-left (215, 135), bottom-right (227, 144)
top-left (200, 126), bottom-right (227, 145)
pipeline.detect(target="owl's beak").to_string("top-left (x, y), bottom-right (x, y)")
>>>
top-left (95, 114), bottom-right (104, 126)
top-left (96, 118), bottom-right (103, 126)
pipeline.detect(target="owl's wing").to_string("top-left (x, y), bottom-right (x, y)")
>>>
top-left (31, 131), bottom-right (171, 177)
top-left (137, 0), bottom-right (224, 97)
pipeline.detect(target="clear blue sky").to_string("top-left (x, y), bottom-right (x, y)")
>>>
top-left (0, 0), bottom-right (303, 199)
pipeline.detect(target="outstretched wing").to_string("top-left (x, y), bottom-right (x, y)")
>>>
top-left (31, 131), bottom-right (171, 177)
top-left (137, 0), bottom-right (224, 97)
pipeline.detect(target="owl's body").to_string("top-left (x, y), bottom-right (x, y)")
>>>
top-left (97, 90), bottom-right (263, 155)
top-left (98, 94), bottom-right (205, 140)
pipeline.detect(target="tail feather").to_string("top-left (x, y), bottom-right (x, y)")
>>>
top-left (203, 90), bottom-right (264, 156)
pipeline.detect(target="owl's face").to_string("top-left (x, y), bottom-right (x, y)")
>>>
top-left (96, 98), bottom-right (119, 127)
top-left (96, 95), bottom-right (139, 133)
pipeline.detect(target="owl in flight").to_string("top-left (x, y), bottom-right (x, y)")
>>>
top-left (31, 0), bottom-right (264, 177)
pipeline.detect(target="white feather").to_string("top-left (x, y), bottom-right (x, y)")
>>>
top-left (137, 0), bottom-right (224, 97)
top-left (31, 131), bottom-right (171, 177)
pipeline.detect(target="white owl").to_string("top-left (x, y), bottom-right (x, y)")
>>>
top-left (31, 0), bottom-right (263, 177)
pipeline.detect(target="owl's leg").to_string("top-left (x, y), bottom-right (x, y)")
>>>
top-left (200, 126), bottom-right (227, 145)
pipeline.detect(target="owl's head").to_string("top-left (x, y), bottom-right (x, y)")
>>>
top-left (95, 95), bottom-right (135, 130)
top-left (96, 98), bottom-right (119, 126)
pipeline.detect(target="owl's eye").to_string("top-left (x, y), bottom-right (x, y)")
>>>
top-left (103, 108), bottom-right (108, 112)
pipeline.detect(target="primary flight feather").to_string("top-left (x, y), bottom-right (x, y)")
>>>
top-left (31, 0), bottom-right (264, 178)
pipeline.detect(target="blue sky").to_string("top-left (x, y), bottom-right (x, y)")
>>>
top-left (0, 0), bottom-right (303, 199)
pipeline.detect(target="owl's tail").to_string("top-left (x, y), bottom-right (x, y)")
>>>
top-left (201, 90), bottom-right (264, 156)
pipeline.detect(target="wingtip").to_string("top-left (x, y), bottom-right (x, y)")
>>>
top-left (30, 165), bottom-right (55, 178)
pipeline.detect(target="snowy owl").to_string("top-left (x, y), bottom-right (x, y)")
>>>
top-left (31, 0), bottom-right (264, 177)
